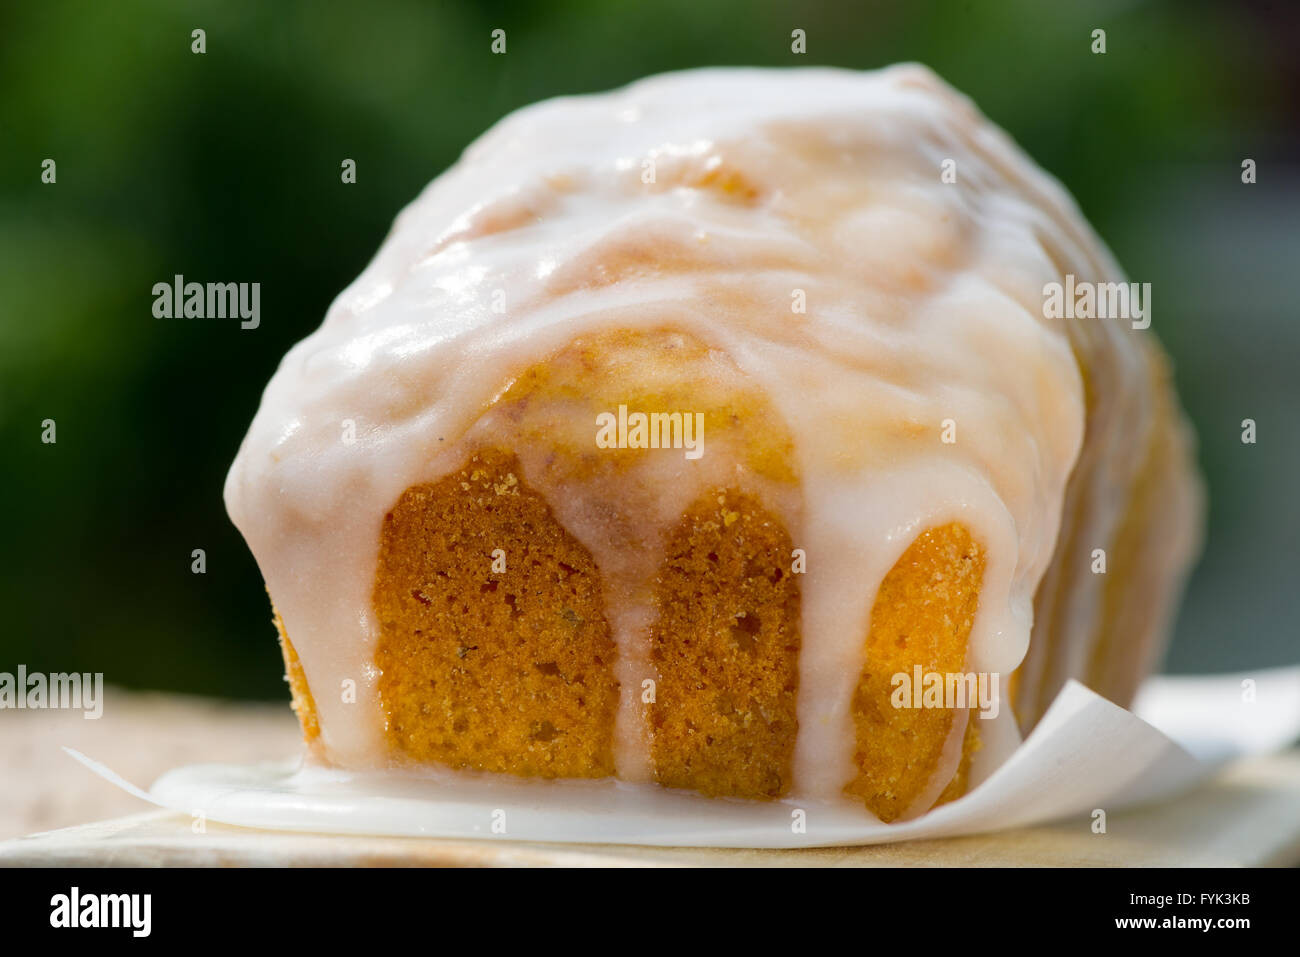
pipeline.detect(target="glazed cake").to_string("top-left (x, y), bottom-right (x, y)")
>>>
top-left (225, 65), bottom-right (1202, 823)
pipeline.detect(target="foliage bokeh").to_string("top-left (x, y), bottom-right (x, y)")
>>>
top-left (1, 0), bottom-right (1296, 700)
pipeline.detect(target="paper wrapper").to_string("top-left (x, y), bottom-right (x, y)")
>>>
top-left (68, 669), bottom-right (1300, 848)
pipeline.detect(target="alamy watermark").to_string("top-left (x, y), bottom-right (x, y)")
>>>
top-left (595, 405), bottom-right (704, 460)
top-left (50, 887), bottom-right (150, 937)
top-left (152, 274), bottom-right (260, 329)
top-left (891, 667), bottom-right (1000, 719)
top-left (0, 666), bottom-right (103, 719)
top-left (1043, 275), bottom-right (1150, 330)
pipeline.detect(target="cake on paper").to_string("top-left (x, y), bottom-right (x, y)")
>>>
top-left (224, 65), bottom-right (1202, 825)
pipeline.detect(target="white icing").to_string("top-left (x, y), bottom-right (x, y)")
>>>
top-left (225, 64), bottom-right (1191, 806)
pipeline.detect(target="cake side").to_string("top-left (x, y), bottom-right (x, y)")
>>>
top-left (846, 523), bottom-right (986, 822)
top-left (373, 450), bottom-right (620, 778)
top-left (648, 489), bottom-right (802, 800)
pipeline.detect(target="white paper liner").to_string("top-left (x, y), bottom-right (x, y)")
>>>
top-left (65, 671), bottom-right (1300, 848)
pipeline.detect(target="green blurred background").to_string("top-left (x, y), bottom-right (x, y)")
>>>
top-left (1, 0), bottom-right (1296, 702)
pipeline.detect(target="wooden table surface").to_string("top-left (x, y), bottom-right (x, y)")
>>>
top-left (3, 688), bottom-right (1298, 866)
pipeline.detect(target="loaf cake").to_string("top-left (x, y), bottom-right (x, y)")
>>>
top-left (225, 65), bottom-right (1202, 823)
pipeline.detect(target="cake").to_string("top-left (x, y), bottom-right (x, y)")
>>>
top-left (225, 65), bottom-right (1202, 823)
